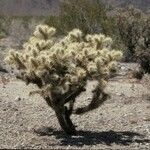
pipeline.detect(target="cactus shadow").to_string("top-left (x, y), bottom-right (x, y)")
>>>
top-left (34, 127), bottom-right (150, 147)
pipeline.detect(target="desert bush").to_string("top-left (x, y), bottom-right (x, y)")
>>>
top-left (142, 74), bottom-right (150, 91)
top-left (0, 17), bottom-right (11, 38)
top-left (0, 16), bottom-right (45, 44)
top-left (116, 6), bottom-right (146, 61)
top-left (45, 0), bottom-right (116, 36)
top-left (135, 14), bottom-right (150, 74)
top-left (8, 16), bottom-right (45, 45)
top-left (5, 24), bottom-right (122, 134)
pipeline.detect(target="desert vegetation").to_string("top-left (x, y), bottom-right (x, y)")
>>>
top-left (45, 0), bottom-right (122, 49)
top-left (0, 17), bottom-right (10, 38)
top-left (45, 0), bottom-right (150, 75)
top-left (0, 0), bottom-right (150, 149)
top-left (115, 6), bottom-right (150, 77)
top-left (5, 24), bottom-right (122, 134)
top-left (45, 0), bottom-right (115, 35)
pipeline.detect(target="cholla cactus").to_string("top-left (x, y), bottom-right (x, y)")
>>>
top-left (5, 24), bottom-right (122, 135)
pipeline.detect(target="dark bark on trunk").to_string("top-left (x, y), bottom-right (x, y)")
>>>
top-left (55, 106), bottom-right (76, 135)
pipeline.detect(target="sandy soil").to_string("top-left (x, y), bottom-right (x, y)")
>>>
top-left (0, 62), bottom-right (150, 149)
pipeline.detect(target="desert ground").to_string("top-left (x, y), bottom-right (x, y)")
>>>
top-left (0, 37), bottom-right (150, 149)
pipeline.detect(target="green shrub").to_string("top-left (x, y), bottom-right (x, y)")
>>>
top-left (115, 6), bottom-right (149, 61)
top-left (0, 16), bottom-right (11, 38)
top-left (117, 6), bottom-right (150, 77)
top-left (45, 0), bottom-right (116, 35)
top-left (135, 14), bottom-right (150, 74)
top-left (5, 24), bottom-right (122, 134)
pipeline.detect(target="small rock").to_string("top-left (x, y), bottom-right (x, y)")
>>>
top-left (145, 143), bottom-right (149, 146)
top-left (121, 66), bottom-right (125, 70)
top-left (15, 96), bottom-right (21, 101)
top-left (20, 123), bottom-right (23, 126)
top-left (12, 108), bottom-right (18, 111)
top-left (3, 108), bottom-right (7, 111)
top-left (66, 145), bottom-right (71, 149)
top-left (116, 93), bottom-right (121, 96)
top-left (2, 85), bottom-right (6, 88)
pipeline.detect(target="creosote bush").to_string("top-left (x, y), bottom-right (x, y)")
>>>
top-left (0, 17), bottom-right (10, 38)
top-left (5, 24), bottom-right (122, 135)
top-left (135, 13), bottom-right (150, 75)
top-left (116, 6), bottom-right (150, 79)
top-left (116, 6), bottom-right (145, 61)
top-left (46, 0), bottom-right (116, 36)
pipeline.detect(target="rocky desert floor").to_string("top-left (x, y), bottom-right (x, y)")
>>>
top-left (0, 38), bottom-right (150, 149)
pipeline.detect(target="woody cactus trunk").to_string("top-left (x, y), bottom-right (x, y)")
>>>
top-left (5, 25), bottom-right (122, 135)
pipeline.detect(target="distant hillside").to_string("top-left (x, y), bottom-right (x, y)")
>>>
top-left (0, 0), bottom-right (149, 16)
top-left (102, 0), bottom-right (150, 11)
top-left (0, 0), bottom-right (59, 16)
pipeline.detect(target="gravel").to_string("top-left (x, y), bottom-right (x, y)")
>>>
top-left (0, 63), bottom-right (150, 149)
